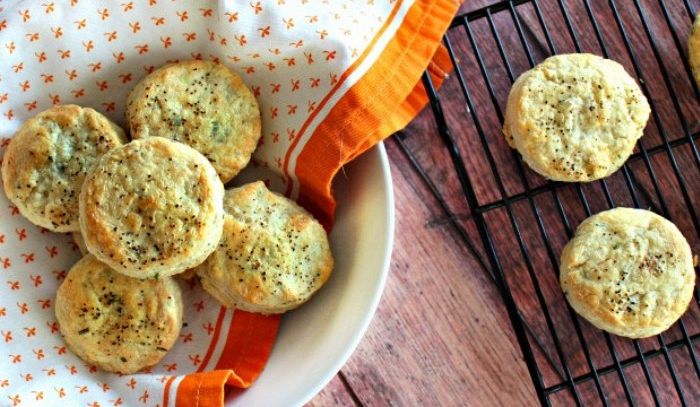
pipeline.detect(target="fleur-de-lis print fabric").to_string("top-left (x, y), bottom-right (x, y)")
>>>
top-left (0, 0), bottom-right (458, 405)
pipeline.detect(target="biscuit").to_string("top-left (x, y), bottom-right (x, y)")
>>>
top-left (1, 105), bottom-right (126, 232)
top-left (73, 231), bottom-right (88, 255)
top-left (79, 137), bottom-right (225, 278)
top-left (688, 14), bottom-right (700, 86)
top-left (74, 231), bottom-right (198, 278)
top-left (503, 53), bottom-right (650, 182)
top-left (194, 181), bottom-right (333, 314)
top-left (126, 60), bottom-right (261, 183)
top-left (55, 255), bottom-right (183, 374)
top-left (560, 208), bottom-right (695, 338)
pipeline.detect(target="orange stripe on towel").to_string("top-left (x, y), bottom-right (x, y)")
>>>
top-left (174, 311), bottom-right (280, 407)
top-left (282, 0), bottom-right (405, 196)
top-left (175, 370), bottom-right (232, 407)
top-left (295, 0), bottom-right (459, 227)
top-left (162, 375), bottom-right (176, 407)
top-left (213, 311), bottom-right (281, 386)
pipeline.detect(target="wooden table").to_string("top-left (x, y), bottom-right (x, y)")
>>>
top-left (309, 0), bottom-right (700, 405)
top-left (306, 137), bottom-right (538, 406)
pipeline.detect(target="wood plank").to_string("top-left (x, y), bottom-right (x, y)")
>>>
top-left (305, 374), bottom-right (359, 407)
top-left (328, 138), bottom-right (537, 406)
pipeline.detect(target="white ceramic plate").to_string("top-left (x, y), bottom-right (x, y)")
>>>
top-left (228, 143), bottom-right (394, 406)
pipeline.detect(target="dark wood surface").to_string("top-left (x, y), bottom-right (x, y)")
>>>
top-left (309, 0), bottom-right (700, 405)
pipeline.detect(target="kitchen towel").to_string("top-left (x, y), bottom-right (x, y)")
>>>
top-left (0, 0), bottom-right (458, 405)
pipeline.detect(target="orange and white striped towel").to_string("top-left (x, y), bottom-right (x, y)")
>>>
top-left (0, 0), bottom-right (457, 405)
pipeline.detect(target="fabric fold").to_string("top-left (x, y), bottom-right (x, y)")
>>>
top-left (167, 311), bottom-right (280, 406)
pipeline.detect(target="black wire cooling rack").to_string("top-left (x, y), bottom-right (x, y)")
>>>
top-left (396, 0), bottom-right (700, 405)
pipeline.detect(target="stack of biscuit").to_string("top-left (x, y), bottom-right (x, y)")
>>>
top-left (1, 60), bottom-right (333, 374)
top-left (503, 53), bottom-right (695, 338)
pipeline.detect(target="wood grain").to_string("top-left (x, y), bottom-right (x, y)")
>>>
top-left (337, 138), bottom-right (537, 406)
top-left (310, 135), bottom-right (539, 406)
top-left (306, 374), bottom-right (360, 407)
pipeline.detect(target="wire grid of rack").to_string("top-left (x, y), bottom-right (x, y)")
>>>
top-left (396, 0), bottom-right (700, 405)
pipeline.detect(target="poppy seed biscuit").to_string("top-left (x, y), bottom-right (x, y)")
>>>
top-left (688, 14), bottom-right (700, 86)
top-left (75, 230), bottom-right (195, 278)
top-left (560, 208), bottom-right (695, 338)
top-left (1, 105), bottom-right (126, 232)
top-left (503, 53), bottom-right (650, 182)
top-left (194, 181), bottom-right (333, 314)
top-left (79, 137), bottom-right (224, 278)
top-left (55, 255), bottom-right (183, 374)
top-left (126, 60), bottom-right (261, 183)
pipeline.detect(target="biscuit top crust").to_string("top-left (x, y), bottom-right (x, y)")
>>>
top-left (196, 181), bottom-right (333, 313)
top-left (80, 137), bottom-right (224, 277)
top-left (1, 104), bottom-right (125, 231)
top-left (223, 182), bottom-right (332, 307)
top-left (687, 14), bottom-right (700, 86)
top-left (560, 208), bottom-right (694, 337)
top-left (504, 53), bottom-right (650, 181)
top-left (55, 255), bottom-right (182, 374)
top-left (126, 60), bottom-right (261, 182)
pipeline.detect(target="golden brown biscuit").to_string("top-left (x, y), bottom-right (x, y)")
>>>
top-left (194, 181), bottom-right (333, 314)
top-left (560, 208), bottom-right (695, 338)
top-left (126, 60), bottom-right (261, 183)
top-left (1, 105), bottom-right (126, 232)
top-left (55, 255), bottom-right (183, 374)
top-left (75, 231), bottom-right (197, 278)
top-left (688, 14), bottom-right (700, 86)
top-left (79, 137), bottom-right (224, 278)
top-left (503, 54), bottom-right (650, 182)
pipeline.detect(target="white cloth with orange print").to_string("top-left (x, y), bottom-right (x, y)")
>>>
top-left (0, 0), bottom-right (420, 406)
